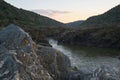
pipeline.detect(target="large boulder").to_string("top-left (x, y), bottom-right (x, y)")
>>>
top-left (36, 45), bottom-right (71, 80)
top-left (0, 24), bottom-right (72, 80)
top-left (0, 24), bottom-right (53, 80)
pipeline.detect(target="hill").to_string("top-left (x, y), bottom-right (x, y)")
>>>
top-left (0, 0), bottom-right (67, 44)
top-left (66, 20), bottom-right (84, 27)
top-left (0, 0), bottom-right (65, 29)
top-left (80, 5), bottom-right (120, 27)
top-left (57, 5), bottom-right (120, 48)
top-left (58, 26), bottom-right (120, 48)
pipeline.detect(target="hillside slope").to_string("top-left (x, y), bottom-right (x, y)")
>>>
top-left (0, 0), bottom-right (65, 29)
top-left (58, 5), bottom-right (120, 48)
top-left (80, 5), bottom-right (120, 27)
top-left (58, 26), bottom-right (120, 48)
top-left (0, 0), bottom-right (67, 44)
top-left (66, 20), bottom-right (84, 27)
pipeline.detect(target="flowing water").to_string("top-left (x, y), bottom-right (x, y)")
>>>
top-left (48, 39), bottom-right (120, 73)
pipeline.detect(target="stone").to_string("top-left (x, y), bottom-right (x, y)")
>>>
top-left (69, 65), bottom-right (119, 80)
top-left (37, 45), bottom-right (71, 80)
top-left (0, 24), bottom-right (53, 80)
top-left (91, 65), bottom-right (119, 80)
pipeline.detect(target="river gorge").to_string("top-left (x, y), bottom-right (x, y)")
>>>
top-left (49, 39), bottom-right (120, 75)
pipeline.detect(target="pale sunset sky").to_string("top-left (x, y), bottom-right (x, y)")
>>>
top-left (5, 0), bottom-right (120, 23)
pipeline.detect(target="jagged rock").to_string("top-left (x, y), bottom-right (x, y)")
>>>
top-left (69, 69), bottom-right (92, 80)
top-left (0, 24), bottom-right (72, 80)
top-left (0, 24), bottom-right (53, 80)
top-left (91, 65), bottom-right (119, 80)
top-left (69, 70), bottom-right (83, 80)
top-left (37, 45), bottom-right (71, 80)
top-left (69, 65), bottom-right (119, 80)
top-left (0, 24), bottom-right (36, 54)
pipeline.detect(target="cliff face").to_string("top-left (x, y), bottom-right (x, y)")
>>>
top-left (0, 24), bottom-right (71, 80)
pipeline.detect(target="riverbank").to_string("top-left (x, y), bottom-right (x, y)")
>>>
top-left (58, 26), bottom-right (120, 49)
top-left (49, 39), bottom-right (120, 76)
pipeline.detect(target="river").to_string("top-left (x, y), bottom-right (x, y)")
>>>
top-left (48, 39), bottom-right (120, 73)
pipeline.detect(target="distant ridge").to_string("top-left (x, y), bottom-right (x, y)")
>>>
top-left (80, 4), bottom-right (120, 27)
top-left (57, 4), bottom-right (120, 48)
top-left (0, 0), bottom-right (65, 28)
top-left (66, 20), bottom-right (84, 27)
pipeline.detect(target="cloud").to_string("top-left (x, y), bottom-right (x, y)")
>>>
top-left (32, 9), bottom-right (71, 16)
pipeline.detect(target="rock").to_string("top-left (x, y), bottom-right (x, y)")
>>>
top-left (0, 24), bottom-right (35, 53)
top-left (0, 24), bottom-right (73, 80)
top-left (37, 45), bottom-right (71, 80)
top-left (69, 65), bottom-right (119, 80)
top-left (0, 24), bottom-right (53, 80)
top-left (117, 55), bottom-right (120, 60)
top-left (91, 65), bottom-right (119, 80)
top-left (26, 28), bottom-right (52, 47)
top-left (69, 70), bottom-right (84, 80)
top-left (69, 69), bottom-right (92, 80)
top-left (58, 27), bottom-right (120, 48)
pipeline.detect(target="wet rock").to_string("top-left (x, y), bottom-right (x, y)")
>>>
top-left (69, 70), bottom-right (84, 80)
top-left (37, 45), bottom-right (71, 80)
top-left (69, 65), bottom-right (119, 80)
top-left (69, 69), bottom-right (92, 80)
top-left (91, 65), bottom-right (119, 80)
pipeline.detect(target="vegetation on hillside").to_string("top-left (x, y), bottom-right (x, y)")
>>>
top-left (66, 20), bottom-right (84, 28)
top-left (0, 0), bottom-right (65, 28)
top-left (0, 0), bottom-right (67, 44)
top-left (80, 5), bottom-right (120, 27)
top-left (58, 26), bottom-right (120, 48)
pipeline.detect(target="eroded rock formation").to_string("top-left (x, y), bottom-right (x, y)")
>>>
top-left (0, 24), bottom-right (70, 80)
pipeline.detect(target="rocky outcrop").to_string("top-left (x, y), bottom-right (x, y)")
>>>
top-left (69, 65), bottom-right (119, 80)
top-left (0, 24), bottom-right (119, 80)
top-left (37, 45), bottom-right (71, 80)
top-left (0, 24), bottom-right (70, 80)
top-left (0, 24), bottom-right (53, 80)
top-left (58, 26), bottom-right (120, 48)
top-left (91, 65), bottom-right (119, 80)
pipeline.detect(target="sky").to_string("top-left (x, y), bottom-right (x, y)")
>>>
top-left (5, 0), bottom-right (120, 23)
